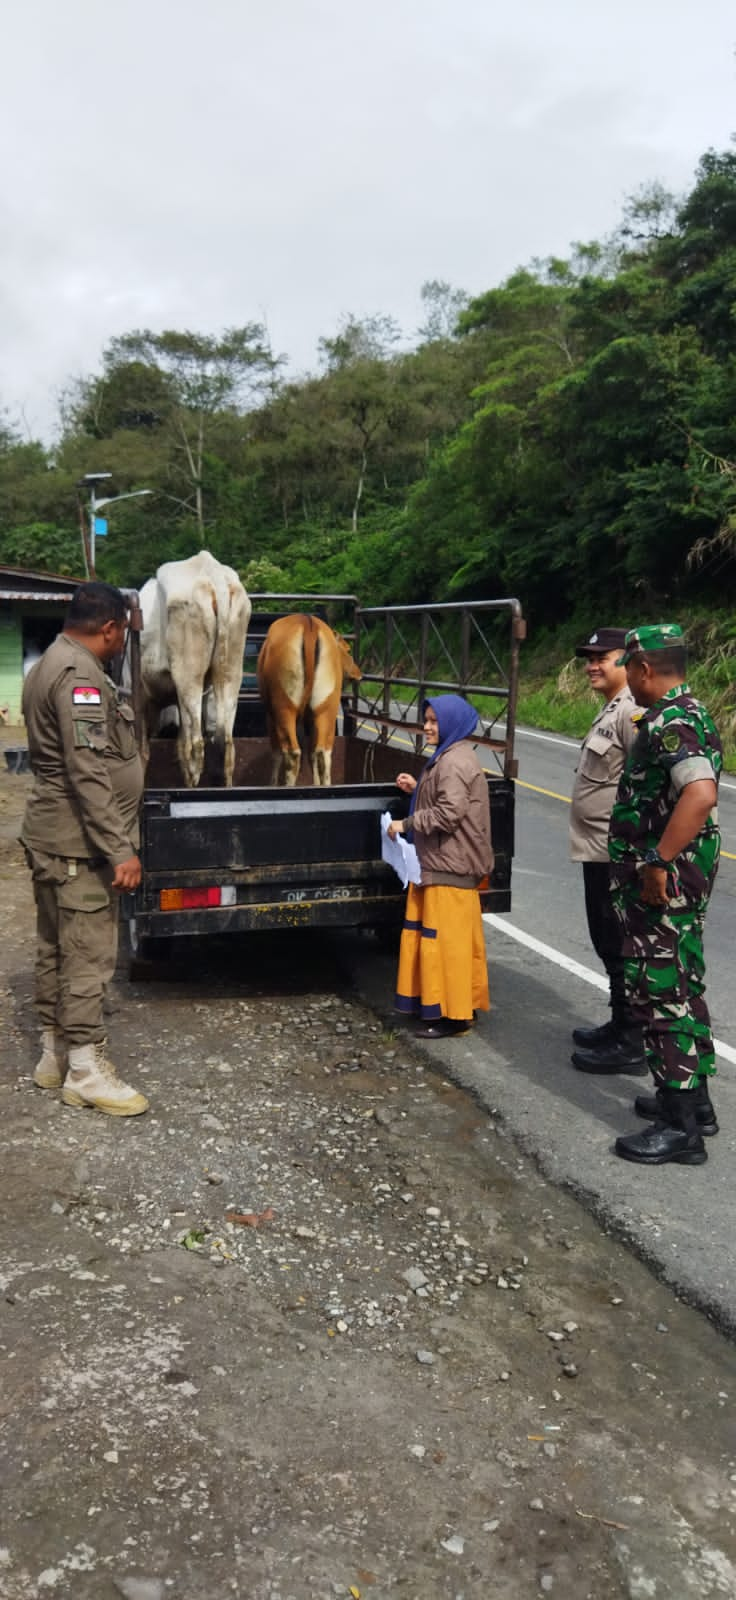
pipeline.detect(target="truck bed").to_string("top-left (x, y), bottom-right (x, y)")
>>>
top-left (129, 734), bottom-right (513, 942)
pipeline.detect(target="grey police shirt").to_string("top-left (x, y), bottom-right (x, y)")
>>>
top-left (569, 688), bottom-right (638, 863)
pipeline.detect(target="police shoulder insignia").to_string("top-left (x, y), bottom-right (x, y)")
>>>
top-left (661, 729), bottom-right (681, 753)
top-left (72, 685), bottom-right (102, 706)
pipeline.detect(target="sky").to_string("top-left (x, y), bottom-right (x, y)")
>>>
top-left (2, 0), bottom-right (735, 441)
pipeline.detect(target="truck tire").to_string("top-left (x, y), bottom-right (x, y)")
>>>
top-left (374, 922), bottom-right (403, 956)
top-left (122, 914), bottom-right (173, 978)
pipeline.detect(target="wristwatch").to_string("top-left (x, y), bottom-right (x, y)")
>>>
top-left (643, 847), bottom-right (669, 868)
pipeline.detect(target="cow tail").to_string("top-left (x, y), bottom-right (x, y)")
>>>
top-left (302, 615), bottom-right (319, 706)
top-left (209, 580), bottom-right (231, 751)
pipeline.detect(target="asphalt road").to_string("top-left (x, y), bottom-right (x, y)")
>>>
top-left (351, 719), bottom-right (736, 1338)
top-left (511, 724), bottom-right (736, 1055)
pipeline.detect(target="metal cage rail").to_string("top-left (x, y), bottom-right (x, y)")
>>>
top-left (352, 599), bottom-right (525, 779)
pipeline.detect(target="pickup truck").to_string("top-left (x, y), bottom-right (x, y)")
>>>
top-left (121, 593), bottom-right (525, 959)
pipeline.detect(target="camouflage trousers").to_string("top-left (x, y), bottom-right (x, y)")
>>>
top-left (23, 846), bottom-right (119, 1048)
top-left (610, 867), bottom-right (715, 1089)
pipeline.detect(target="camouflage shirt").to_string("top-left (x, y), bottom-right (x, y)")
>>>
top-left (608, 684), bottom-right (722, 872)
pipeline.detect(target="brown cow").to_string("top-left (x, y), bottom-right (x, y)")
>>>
top-left (257, 613), bottom-right (362, 786)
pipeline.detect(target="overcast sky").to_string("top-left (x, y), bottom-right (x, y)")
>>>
top-left (2, 0), bottom-right (734, 440)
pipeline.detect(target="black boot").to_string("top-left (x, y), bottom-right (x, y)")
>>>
top-left (572, 1018), bottom-right (617, 1049)
top-left (635, 1079), bottom-right (718, 1137)
top-left (414, 1018), bottom-right (472, 1039)
top-left (615, 1088), bottom-right (707, 1165)
top-left (571, 1026), bottom-right (647, 1076)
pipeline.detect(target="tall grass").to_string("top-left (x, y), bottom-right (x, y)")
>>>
top-left (516, 611), bottom-right (736, 770)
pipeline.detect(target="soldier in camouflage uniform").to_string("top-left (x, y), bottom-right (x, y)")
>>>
top-left (607, 624), bottom-right (722, 1165)
top-left (21, 583), bottom-right (149, 1117)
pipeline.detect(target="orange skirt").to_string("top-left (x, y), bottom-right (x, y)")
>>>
top-left (395, 883), bottom-right (490, 1023)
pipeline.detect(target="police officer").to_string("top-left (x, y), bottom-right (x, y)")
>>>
top-left (608, 624), bottom-right (722, 1165)
top-left (21, 582), bottom-right (149, 1116)
top-left (569, 627), bottom-right (646, 1074)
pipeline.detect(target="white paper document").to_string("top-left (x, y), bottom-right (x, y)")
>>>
top-left (380, 811), bottom-right (422, 888)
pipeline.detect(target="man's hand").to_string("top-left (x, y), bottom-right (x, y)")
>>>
top-left (640, 863), bottom-right (668, 908)
top-left (387, 820), bottom-right (405, 841)
top-left (112, 854), bottom-right (142, 892)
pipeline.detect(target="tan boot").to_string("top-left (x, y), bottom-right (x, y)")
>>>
top-left (62, 1041), bottom-right (149, 1117)
top-left (33, 1028), bottom-right (68, 1090)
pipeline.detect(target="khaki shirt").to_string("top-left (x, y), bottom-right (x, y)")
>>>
top-left (21, 634), bottom-right (143, 866)
top-left (569, 688), bottom-right (638, 863)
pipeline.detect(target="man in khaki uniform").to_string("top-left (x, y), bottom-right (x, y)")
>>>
top-left (21, 582), bottom-right (148, 1115)
top-left (568, 627), bottom-right (645, 1076)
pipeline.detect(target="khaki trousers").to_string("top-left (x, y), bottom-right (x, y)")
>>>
top-left (24, 847), bottom-right (119, 1047)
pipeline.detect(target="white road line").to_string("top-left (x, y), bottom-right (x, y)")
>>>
top-left (517, 726), bottom-right (579, 750)
top-left (483, 913), bottom-right (736, 1066)
top-left (483, 913), bottom-right (608, 992)
top-left (356, 715), bottom-right (736, 790)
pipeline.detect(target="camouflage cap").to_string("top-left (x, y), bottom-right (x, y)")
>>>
top-left (616, 623), bottom-right (685, 665)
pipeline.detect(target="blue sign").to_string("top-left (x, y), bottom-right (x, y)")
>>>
top-left (94, 517), bottom-right (108, 538)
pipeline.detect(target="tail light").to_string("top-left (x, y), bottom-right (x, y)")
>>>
top-left (159, 886), bottom-right (237, 911)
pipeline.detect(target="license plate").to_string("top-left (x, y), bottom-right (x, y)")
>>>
top-left (281, 885), bottom-right (366, 904)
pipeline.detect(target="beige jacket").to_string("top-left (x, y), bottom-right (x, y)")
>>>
top-left (408, 741), bottom-right (493, 886)
top-left (21, 633), bottom-right (143, 865)
top-left (569, 688), bottom-right (637, 862)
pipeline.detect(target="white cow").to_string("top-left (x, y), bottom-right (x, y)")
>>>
top-left (139, 550), bottom-right (251, 787)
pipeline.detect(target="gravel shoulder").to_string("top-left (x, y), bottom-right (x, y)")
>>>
top-left (1, 744), bottom-right (735, 1600)
top-left (351, 925), bottom-right (736, 1339)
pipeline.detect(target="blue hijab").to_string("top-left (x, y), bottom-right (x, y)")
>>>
top-left (409, 693), bottom-right (480, 815)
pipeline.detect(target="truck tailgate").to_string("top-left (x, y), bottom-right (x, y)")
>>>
top-left (132, 777), bottom-right (513, 937)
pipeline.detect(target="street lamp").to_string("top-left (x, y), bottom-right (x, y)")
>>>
top-left (79, 473), bottom-right (153, 576)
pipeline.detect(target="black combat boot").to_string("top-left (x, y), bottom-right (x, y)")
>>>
top-left (572, 1018), bottom-right (617, 1049)
top-left (615, 1088), bottom-right (708, 1165)
top-left (634, 1078), bottom-right (718, 1136)
top-left (571, 1025), bottom-right (647, 1076)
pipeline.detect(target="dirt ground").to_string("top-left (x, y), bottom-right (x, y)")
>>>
top-left (1, 737), bottom-right (735, 1600)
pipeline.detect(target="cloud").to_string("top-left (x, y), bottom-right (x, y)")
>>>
top-left (1, 0), bottom-right (734, 438)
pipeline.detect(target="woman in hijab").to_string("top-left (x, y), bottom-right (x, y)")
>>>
top-left (387, 694), bottom-right (493, 1038)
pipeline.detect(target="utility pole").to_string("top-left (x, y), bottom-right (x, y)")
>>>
top-left (76, 492), bottom-right (92, 578)
top-left (78, 474), bottom-right (152, 576)
top-left (78, 473), bottom-right (112, 577)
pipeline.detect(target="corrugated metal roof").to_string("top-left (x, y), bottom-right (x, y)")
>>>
top-left (0, 591), bottom-right (74, 601)
top-left (0, 565), bottom-right (81, 585)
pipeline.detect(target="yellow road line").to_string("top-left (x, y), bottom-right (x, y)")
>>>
top-left (517, 778), bottom-right (572, 804)
top-left (517, 779), bottom-right (736, 860)
top-left (358, 724), bottom-right (736, 861)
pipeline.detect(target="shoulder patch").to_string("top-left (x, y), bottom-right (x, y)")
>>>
top-left (72, 685), bottom-right (102, 707)
top-left (661, 729), bottom-right (681, 753)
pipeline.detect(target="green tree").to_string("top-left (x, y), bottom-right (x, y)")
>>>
top-left (0, 521), bottom-right (82, 575)
top-left (68, 327), bottom-right (283, 539)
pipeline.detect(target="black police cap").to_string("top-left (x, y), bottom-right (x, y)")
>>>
top-left (575, 627), bottom-right (629, 658)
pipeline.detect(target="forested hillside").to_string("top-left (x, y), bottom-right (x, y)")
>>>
top-left (2, 147), bottom-right (736, 635)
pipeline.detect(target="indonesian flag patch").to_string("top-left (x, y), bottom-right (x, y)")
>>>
top-left (72, 685), bottom-right (102, 706)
